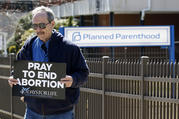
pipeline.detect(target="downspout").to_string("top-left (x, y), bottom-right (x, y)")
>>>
top-left (140, 0), bottom-right (151, 57)
top-left (140, 0), bottom-right (151, 25)
top-left (106, 0), bottom-right (115, 59)
top-left (106, 0), bottom-right (110, 12)
top-left (58, 5), bottom-right (60, 18)
top-left (71, 0), bottom-right (74, 17)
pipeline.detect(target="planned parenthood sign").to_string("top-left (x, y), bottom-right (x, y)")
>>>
top-left (64, 26), bottom-right (171, 47)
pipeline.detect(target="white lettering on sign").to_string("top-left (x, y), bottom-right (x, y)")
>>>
top-left (17, 78), bottom-right (64, 88)
top-left (22, 70), bottom-right (57, 80)
top-left (18, 62), bottom-right (65, 89)
top-left (28, 62), bottom-right (53, 71)
top-left (26, 90), bottom-right (57, 96)
top-left (37, 71), bottom-right (57, 80)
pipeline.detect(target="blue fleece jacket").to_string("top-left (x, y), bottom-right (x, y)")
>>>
top-left (16, 30), bottom-right (89, 115)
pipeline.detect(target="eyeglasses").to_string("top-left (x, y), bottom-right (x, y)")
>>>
top-left (32, 23), bottom-right (50, 30)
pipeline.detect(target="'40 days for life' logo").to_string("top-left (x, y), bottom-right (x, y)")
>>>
top-left (20, 87), bottom-right (30, 95)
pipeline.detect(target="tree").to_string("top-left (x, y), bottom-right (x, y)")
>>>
top-left (7, 12), bottom-right (78, 54)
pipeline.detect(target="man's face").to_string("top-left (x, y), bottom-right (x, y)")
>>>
top-left (32, 12), bottom-right (54, 42)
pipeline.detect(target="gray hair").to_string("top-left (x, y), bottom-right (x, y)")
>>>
top-left (32, 6), bottom-right (55, 22)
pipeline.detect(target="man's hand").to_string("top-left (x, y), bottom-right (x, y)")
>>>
top-left (60, 75), bottom-right (73, 88)
top-left (20, 97), bottom-right (24, 102)
top-left (8, 76), bottom-right (18, 87)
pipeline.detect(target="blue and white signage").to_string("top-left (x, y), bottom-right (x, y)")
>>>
top-left (64, 26), bottom-right (171, 47)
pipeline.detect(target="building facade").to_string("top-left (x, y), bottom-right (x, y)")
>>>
top-left (50, 0), bottom-right (179, 59)
top-left (1, 0), bottom-right (179, 59)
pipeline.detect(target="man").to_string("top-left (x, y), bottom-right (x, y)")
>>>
top-left (8, 6), bottom-right (89, 119)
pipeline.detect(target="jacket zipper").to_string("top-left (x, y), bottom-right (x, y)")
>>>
top-left (42, 104), bottom-right (46, 119)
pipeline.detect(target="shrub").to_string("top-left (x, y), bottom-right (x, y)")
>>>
top-left (7, 12), bottom-right (32, 53)
top-left (8, 45), bottom-right (17, 53)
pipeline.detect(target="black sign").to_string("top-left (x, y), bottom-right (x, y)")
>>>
top-left (13, 60), bottom-right (66, 100)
